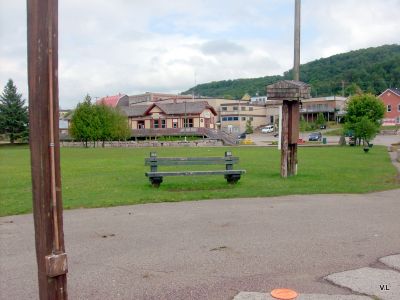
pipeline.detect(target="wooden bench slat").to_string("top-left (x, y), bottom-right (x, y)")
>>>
top-left (145, 160), bottom-right (239, 166)
top-left (145, 157), bottom-right (239, 165)
top-left (146, 170), bottom-right (246, 177)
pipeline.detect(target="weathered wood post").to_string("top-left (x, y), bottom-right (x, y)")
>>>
top-left (267, 81), bottom-right (310, 177)
top-left (288, 0), bottom-right (301, 176)
top-left (27, 0), bottom-right (68, 298)
top-left (265, 0), bottom-right (309, 178)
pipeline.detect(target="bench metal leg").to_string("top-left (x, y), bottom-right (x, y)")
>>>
top-left (150, 177), bottom-right (163, 188)
top-left (225, 174), bottom-right (241, 184)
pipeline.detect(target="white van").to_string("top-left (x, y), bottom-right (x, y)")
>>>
top-left (261, 125), bottom-right (274, 133)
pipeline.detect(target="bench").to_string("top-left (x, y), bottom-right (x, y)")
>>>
top-left (145, 151), bottom-right (246, 187)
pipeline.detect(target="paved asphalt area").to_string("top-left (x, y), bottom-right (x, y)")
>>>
top-left (236, 254), bottom-right (400, 299)
top-left (1, 189), bottom-right (400, 300)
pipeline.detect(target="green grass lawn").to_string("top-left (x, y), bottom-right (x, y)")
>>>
top-left (0, 145), bottom-right (398, 216)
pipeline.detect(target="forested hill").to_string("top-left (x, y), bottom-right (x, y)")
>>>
top-left (182, 44), bottom-right (400, 99)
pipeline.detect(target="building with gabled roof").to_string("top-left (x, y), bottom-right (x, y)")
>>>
top-left (120, 101), bottom-right (217, 138)
top-left (378, 88), bottom-right (400, 126)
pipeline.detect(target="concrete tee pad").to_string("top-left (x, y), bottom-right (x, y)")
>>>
top-left (234, 292), bottom-right (371, 300)
top-left (379, 254), bottom-right (400, 271)
top-left (325, 267), bottom-right (400, 300)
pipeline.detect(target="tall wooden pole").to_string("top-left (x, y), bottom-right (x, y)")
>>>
top-left (288, 0), bottom-right (301, 176)
top-left (27, 0), bottom-right (68, 299)
top-left (293, 0), bottom-right (301, 81)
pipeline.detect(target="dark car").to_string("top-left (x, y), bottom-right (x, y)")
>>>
top-left (308, 132), bottom-right (322, 141)
top-left (237, 132), bottom-right (246, 139)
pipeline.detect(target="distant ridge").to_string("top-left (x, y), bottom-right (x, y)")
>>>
top-left (182, 44), bottom-right (400, 99)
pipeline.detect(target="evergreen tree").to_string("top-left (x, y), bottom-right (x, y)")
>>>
top-left (245, 119), bottom-right (253, 134)
top-left (315, 112), bottom-right (326, 126)
top-left (70, 94), bottom-right (95, 147)
top-left (0, 79), bottom-right (28, 143)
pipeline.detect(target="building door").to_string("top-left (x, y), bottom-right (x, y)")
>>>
top-left (204, 118), bottom-right (210, 128)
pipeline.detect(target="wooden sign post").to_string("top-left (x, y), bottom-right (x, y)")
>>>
top-left (267, 81), bottom-right (310, 177)
top-left (266, 0), bottom-right (309, 178)
top-left (27, 0), bottom-right (68, 298)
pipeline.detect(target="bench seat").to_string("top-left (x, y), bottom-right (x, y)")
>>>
top-left (146, 170), bottom-right (245, 177)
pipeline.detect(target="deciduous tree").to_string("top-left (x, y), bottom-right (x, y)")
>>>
top-left (345, 93), bottom-right (385, 145)
top-left (70, 95), bottom-right (130, 147)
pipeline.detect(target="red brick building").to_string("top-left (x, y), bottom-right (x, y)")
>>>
top-left (378, 88), bottom-right (400, 126)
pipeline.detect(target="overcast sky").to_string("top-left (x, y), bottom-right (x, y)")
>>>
top-left (1, 0), bottom-right (399, 109)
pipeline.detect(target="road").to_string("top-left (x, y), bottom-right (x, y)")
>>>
top-left (248, 131), bottom-right (399, 146)
top-left (1, 190), bottom-right (400, 299)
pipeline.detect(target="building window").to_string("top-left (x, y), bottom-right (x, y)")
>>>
top-left (387, 105), bottom-right (392, 112)
top-left (233, 117), bottom-right (239, 121)
top-left (249, 117), bottom-right (253, 121)
top-left (233, 106), bottom-right (238, 111)
top-left (241, 106), bottom-right (246, 111)
top-left (398, 104), bottom-right (400, 112)
top-left (137, 121), bottom-right (145, 129)
top-left (222, 117), bottom-right (228, 121)
top-left (249, 107), bottom-right (253, 111)
top-left (161, 119), bottom-right (166, 128)
top-left (173, 119), bottom-right (178, 128)
top-left (184, 118), bottom-right (193, 128)
top-left (242, 117), bottom-right (246, 121)
top-left (221, 106), bottom-right (227, 111)
top-left (270, 116), bottom-right (274, 124)
top-left (153, 120), bottom-right (159, 128)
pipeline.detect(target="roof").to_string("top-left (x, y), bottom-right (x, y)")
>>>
top-left (120, 105), bottom-right (149, 117)
top-left (388, 88), bottom-right (400, 96)
top-left (96, 94), bottom-right (128, 107)
top-left (151, 101), bottom-right (217, 115)
top-left (302, 96), bottom-right (347, 103)
top-left (266, 80), bottom-right (311, 100)
top-left (267, 80), bottom-right (310, 88)
top-left (121, 101), bottom-right (217, 117)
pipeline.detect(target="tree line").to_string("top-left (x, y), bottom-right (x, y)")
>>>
top-left (183, 44), bottom-right (400, 99)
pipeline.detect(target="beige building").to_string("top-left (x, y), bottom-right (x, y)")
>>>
top-left (120, 101), bottom-right (217, 138)
top-left (219, 101), bottom-right (268, 133)
top-left (300, 96), bottom-right (347, 123)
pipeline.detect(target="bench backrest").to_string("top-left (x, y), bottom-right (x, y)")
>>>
top-left (145, 152), bottom-right (239, 167)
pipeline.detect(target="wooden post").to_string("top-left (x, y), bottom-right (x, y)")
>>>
top-left (280, 101), bottom-right (289, 177)
top-left (287, 0), bottom-right (301, 176)
top-left (293, 0), bottom-right (301, 82)
top-left (27, 0), bottom-right (68, 299)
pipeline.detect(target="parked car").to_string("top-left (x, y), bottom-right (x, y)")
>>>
top-left (308, 132), bottom-right (322, 141)
top-left (261, 125), bottom-right (274, 133)
top-left (237, 132), bottom-right (246, 139)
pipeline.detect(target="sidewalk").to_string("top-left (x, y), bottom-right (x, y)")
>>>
top-left (234, 254), bottom-right (400, 300)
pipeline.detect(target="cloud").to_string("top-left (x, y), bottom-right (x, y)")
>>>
top-left (0, 0), bottom-right (399, 108)
top-left (200, 40), bottom-right (247, 55)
